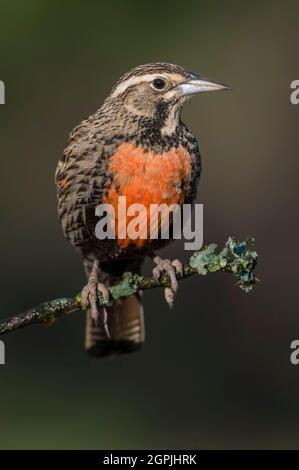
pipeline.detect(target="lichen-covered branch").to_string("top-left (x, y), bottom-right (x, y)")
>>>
top-left (0, 237), bottom-right (258, 336)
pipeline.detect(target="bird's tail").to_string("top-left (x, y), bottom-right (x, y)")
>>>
top-left (84, 259), bottom-right (144, 358)
top-left (85, 293), bottom-right (144, 357)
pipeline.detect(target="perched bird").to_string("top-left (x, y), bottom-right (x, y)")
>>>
top-left (55, 63), bottom-right (229, 358)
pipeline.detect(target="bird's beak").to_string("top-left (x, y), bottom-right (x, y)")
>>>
top-left (177, 76), bottom-right (231, 96)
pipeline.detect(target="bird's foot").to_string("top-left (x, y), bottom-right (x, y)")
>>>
top-left (82, 280), bottom-right (110, 336)
top-left (152, 256), bottom-right (183, 308)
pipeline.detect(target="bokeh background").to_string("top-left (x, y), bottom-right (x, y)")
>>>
top-left (0, 0), bottom-right (298, 449)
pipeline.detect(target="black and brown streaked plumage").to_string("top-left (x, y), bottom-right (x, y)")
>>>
top-left (55, 62), bottom-right (230, 358)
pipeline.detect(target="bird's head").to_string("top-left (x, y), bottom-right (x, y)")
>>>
top-left (104, 63), bottom-right (230, 134)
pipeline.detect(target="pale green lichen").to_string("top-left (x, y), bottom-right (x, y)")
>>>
top-left (190, 243), bottom-right (220, 275)
top-left (109, 272), bottom-right (143, 300)
top-left (190, 237), bottom-right (258, 292)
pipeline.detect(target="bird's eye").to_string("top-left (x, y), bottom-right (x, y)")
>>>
top-left (152, 78), bottom-right (166, 90)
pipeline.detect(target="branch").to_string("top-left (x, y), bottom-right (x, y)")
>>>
top-left (0, 237), bottom-right (258, 336)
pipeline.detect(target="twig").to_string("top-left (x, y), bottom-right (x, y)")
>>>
top-left (0, 237), bottom-right (258, 336)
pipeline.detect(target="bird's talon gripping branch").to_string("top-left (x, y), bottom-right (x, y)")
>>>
top-left (97, 284), bottom-right (110, 336)
top-left (97, 283), bottom-right (110, 306)
top-left (81, 280), bottom-right (109, 323)
top-left (81, 259), bottom-right (110, 330)
top-left (152, 256), bottom-right (183, 308)
top-left (164, 287), bottom-right (175, 309)
top-left (171, 259), bottom-right (184, 278)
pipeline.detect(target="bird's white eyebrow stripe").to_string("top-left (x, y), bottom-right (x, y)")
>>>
top-left (111, 73), bottom-right (183, 98)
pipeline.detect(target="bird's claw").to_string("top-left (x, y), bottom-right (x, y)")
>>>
top-left (81, 281), bottom-right (110, 335)
top-left (152, 257), bottom-right (183, 308)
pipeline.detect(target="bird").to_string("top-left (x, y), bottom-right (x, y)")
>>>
top-left (55, 62), bottom-right (230, 358)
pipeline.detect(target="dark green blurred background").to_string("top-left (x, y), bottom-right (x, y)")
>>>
top-left (0, 0), bottom-right (299, 449)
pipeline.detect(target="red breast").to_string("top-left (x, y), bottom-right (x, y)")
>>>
top-left (103, 142), bottom-right (192, 249)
